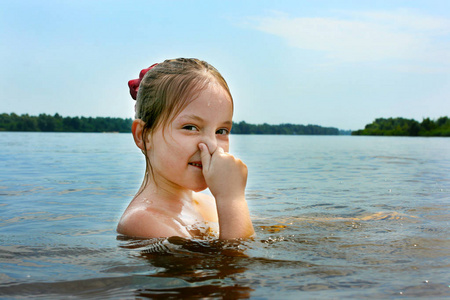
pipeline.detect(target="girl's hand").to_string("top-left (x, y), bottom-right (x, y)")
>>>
top-left (198, 143), bottom-right (254, 239)
top-left (198, 143), bottom-right (247, 200)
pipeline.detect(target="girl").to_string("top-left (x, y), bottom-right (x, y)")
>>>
top-left (117, 58), bottom-right (254, 240)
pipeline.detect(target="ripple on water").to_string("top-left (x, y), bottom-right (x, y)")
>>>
top-left (1, 134), bottom-right (449, 299)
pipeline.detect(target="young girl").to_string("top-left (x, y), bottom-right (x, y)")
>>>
top-left (117, 58), bottom-right (254, 240)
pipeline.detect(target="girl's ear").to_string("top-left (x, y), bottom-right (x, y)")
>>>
top-left (132, 119), bottom-right (149, 151)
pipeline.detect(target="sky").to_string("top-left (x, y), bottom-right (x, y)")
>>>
top-left (1, 0), bottom-right (449, 130)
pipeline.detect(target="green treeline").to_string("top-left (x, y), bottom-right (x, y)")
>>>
top-left (3, 113), bottom-right (448, 136)
top-left (0, 113), bottom-right (132, 133)
top-left (0, 113), bottom-right (341, 135)
top-left (231, 121), bottom-right (339, 135)
top-left (352, 117), bottom-right (450, 137)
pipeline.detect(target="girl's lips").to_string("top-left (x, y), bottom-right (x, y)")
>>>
top-left (188, 162), bottom-right (203, 169)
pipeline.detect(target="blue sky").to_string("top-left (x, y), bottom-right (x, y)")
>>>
top-left (1, 0), bottom-right (449, 130)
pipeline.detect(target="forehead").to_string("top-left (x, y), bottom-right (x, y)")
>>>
top-left (176, 83), bottom-right (233, 117)
top-left (190, 83), bottom-right (231, 107)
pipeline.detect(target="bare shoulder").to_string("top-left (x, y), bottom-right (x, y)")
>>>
top-left (194, 192), bottom-right (218, 222)
top-left (117, 206), bottom-right (190, 239)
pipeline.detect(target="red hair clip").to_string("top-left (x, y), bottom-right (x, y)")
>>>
top-left (128, 63), bottom-right (158, 100)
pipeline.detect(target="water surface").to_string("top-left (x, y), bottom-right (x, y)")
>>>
top-left (0, 133), bottom-right (449, 298)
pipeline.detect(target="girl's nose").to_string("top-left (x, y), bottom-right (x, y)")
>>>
top-left (202, 134), bottom-right (217, 154)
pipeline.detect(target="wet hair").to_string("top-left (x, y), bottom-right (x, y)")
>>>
top-left (135, 58), bottom-right (233, 187)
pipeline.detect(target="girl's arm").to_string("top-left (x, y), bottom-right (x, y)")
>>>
top-left (199, 143), bottom-right (255, 240)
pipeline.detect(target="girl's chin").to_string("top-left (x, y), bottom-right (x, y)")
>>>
top-left (192, 185), bottom-right (208, 193)
top-left (190, 181), bottom-right (208, 193)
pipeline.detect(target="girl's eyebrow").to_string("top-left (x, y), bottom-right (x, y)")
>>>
top-left (181, 114), bottom-right (232, 126)
top-left (182, 114), bottom-right (203, 122)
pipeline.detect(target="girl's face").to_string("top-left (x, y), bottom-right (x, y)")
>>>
top-left (147, 83), bottom-right (233, 192)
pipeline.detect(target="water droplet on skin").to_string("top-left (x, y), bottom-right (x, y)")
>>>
top-left (142, 198), bottom-right (152, 204)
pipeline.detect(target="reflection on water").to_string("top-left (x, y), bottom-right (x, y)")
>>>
top-left (1, 207), bottom-right (449, 298)
top-left (0, 133), bottom-right (449, 299)
top-left (119, 236), bottom-right (253, 298)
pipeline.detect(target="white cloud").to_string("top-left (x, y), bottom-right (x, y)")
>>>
top-left (249, 9), bottom-right (450, 71)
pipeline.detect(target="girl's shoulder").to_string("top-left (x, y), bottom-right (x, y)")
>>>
top-left (117, 198), bottom-right (191, 238)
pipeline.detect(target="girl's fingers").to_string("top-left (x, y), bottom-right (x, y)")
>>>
top-left (214, 146), bottom-right (225, 156)
top-left (198, 143), bottom-right (211, 173)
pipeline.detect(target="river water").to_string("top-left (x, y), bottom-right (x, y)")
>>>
top-left (0, 132), bottom-right (449, 299)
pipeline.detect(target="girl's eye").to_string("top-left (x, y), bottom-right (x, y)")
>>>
top-left (182, 125), bottom-right (198, 131)
top-left (216, 128), bottom-right (230, 135)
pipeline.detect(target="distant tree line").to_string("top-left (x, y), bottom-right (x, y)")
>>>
top-left (0, 113), bottom-right (343, 135)
top-left (352, 117), bottom-right (450, 137)
top-left (0, 113), bottom-right (132, 133)
top-left (231, 121), bottom-right (339, 135)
